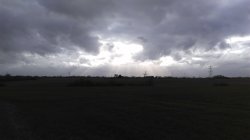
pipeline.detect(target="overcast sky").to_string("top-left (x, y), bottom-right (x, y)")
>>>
top-left (1, 0), bottom-right (250, 77)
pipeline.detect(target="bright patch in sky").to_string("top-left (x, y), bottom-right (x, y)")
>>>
top-left (159, 56), bottom-right (176, 66)
top-left (224, 35), bottom-right (250, 54)
top-left (79, 39), bottom-right (143, 66)
top-left (76, 35), bottom-right (250, 76)
top-left (225, 35), bottom-right (250, 44)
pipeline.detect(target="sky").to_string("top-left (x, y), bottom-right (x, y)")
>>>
top-left (1, 0), bottom-right (250, 77)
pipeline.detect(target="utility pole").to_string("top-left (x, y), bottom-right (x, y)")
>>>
top-left (209, 65), bottom-right (213, 78)
top-left (143, 71), bottom-right (147, 77)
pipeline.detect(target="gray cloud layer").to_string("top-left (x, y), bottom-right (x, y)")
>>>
top-left (1, 0), bottom-right (250, 76)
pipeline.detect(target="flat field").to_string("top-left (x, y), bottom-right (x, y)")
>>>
top-left (1, 77), bottom-right (250, 140)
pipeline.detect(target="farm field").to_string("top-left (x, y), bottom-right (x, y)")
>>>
top-left (1, 77), bottom-right (250, 140)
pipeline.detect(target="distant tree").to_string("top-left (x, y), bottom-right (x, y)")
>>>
top-left (114, 74), bottom-right (123, 78)
top-left (213, 75), bottom-right (229, 79)
top-left (5, 73), bottom-right (11, 77)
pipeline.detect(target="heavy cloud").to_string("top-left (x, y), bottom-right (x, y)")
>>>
top-left (1, 0), bottom-right (250, 76)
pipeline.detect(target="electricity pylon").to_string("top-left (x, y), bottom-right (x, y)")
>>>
top-left (209, 65), bottom-right (213, 78)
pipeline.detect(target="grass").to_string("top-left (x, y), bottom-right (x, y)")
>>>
top-left (0, 83), bottom-right (4, 87)
top-left (68, 78), bottom-right (154, 87)
top-left (1, 77), bottom-right (250, 139)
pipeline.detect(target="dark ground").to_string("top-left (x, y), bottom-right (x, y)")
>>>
top-left (1, 77), bottom-right (250, 140)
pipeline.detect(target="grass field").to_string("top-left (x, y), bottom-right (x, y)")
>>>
top-left (1, 77), bottom-right (250, 140)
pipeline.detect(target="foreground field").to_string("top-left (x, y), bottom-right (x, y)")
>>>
top-left (1, 77), bottom-right (250, 140)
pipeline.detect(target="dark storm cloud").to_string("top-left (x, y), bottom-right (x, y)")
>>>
top-left (37, 0), bottom-right (114, 18)
top-left (0, 0), bottom-right (100, 55)
top-left (1, 0), bottom-right (250, 76)
top-left (106, 0), bottom-right (250, 59)
top-left (1, 0), bottom-right (250, 57)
